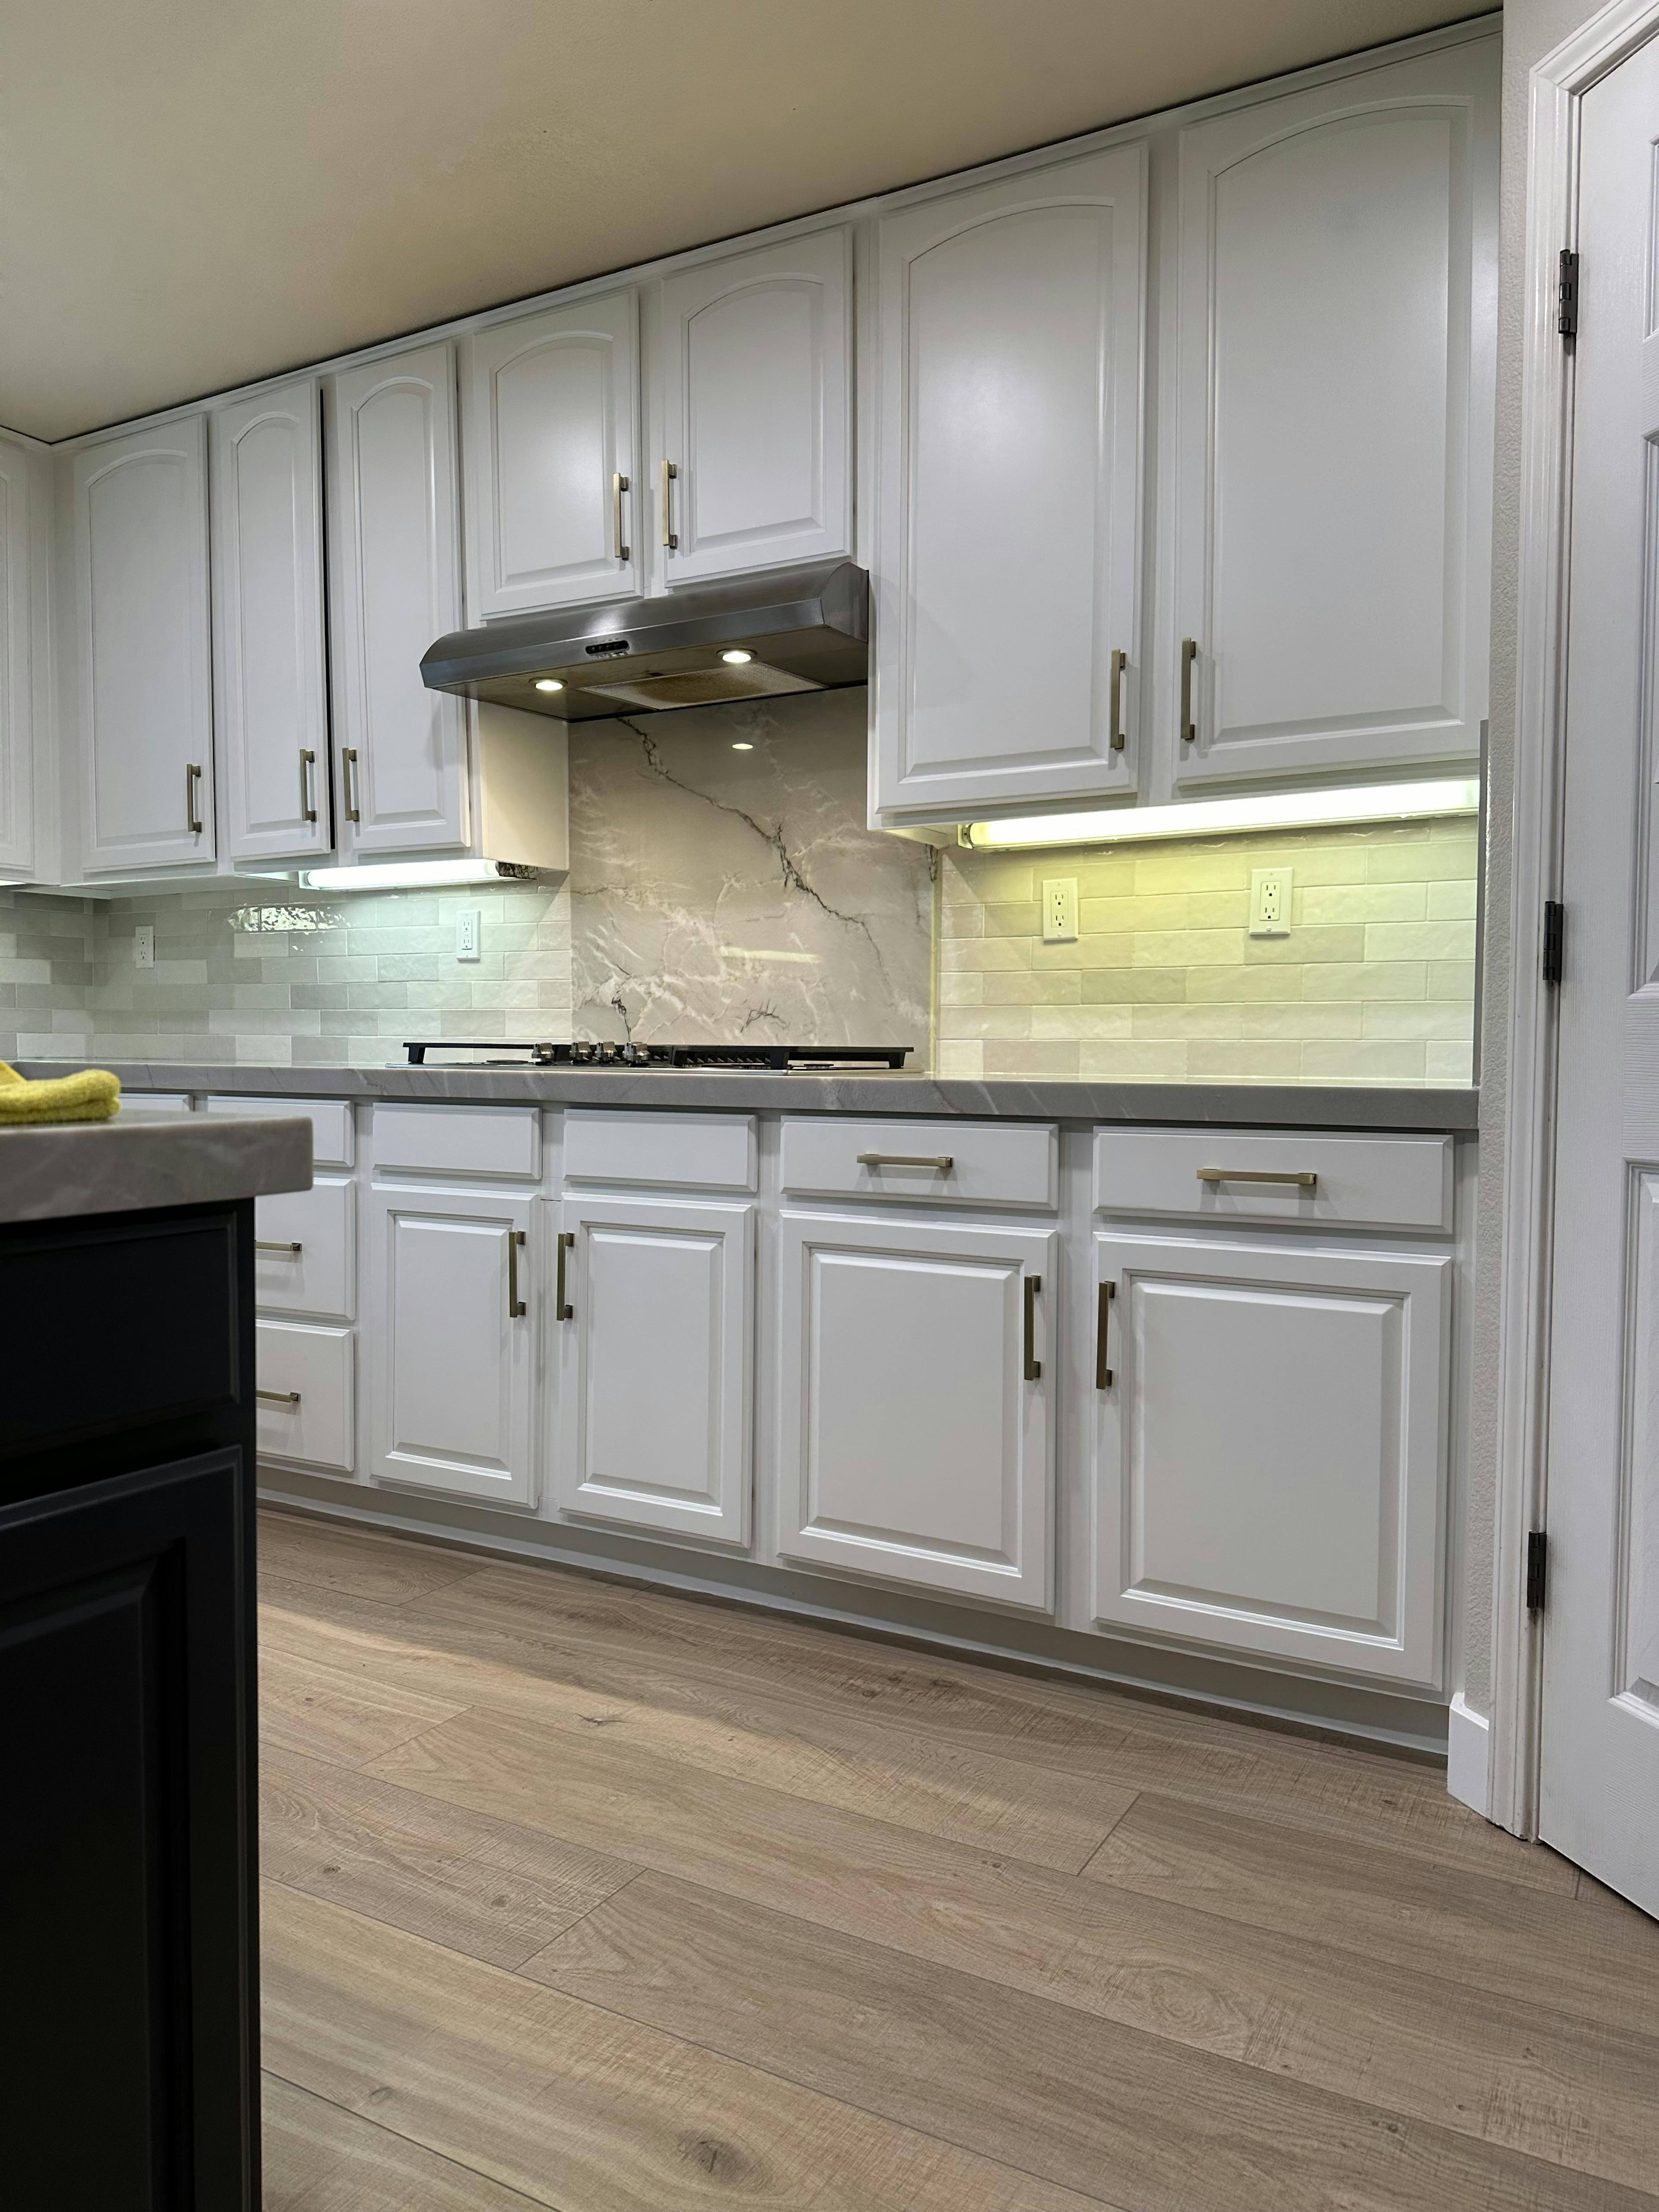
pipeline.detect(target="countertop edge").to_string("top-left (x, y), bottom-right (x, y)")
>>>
top-left (0, 1112), bottom-right (315, 1227)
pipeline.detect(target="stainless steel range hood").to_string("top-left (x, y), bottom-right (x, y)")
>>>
top-left (421, 560), bottom-right (869, 721)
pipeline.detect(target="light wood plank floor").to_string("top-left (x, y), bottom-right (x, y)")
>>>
top-left (257, 1506), bottom-right (1659, 2212)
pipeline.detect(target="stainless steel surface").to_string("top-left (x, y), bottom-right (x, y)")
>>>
top-left (1110, 649), bottom-right (1127, 752)
top-left (186, 761), bottom-right (203, 835)
top-left (1023, 1272), bottom-right (1042, 1383)
top-left (855, 1152), bottom-right (954, 1171)
top-left (257, 1388), bottom-right (302, 1407)
top-left (1096, 1278), bottom-right (1115, 1390)
top-left (1198, 1166), bottom-right (1319, 1189)
top-left (509, 1227), bottom-right (526, 1319)
top-left (612, 471), bottom-right (630, 563)
top-left (300, 746), bottom-right (317, 823)
top-left (420, 560), bottom-right (869, 721)
top-left (343, 746), bottom-right (361, 822)
top-left (256, 1239), bottom-right (303, 1255)
top-left (1180, 638), bottom-right (1198, 746)
top-left (556, 1230), bottom-right (574, 1320)
top-left (661, 457), bottom-right (677, 550)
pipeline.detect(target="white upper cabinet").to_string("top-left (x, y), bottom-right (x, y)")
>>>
top-left (871, 146), bottom-right (1147, 822)
top-left (1169, 39), bottom-right (1497, 788)
top-left (655, 229), bottom-right (852, 588)
top-left (68, 418), bottom-right (214, 871)
top-left (211, 378), bottom-right (331, 863)
top-left (0, 437), bottom-right (35, 876)
top-left (327, 343), bottom-right (468, 855)
top-left (463, 291), bottom-right (640, 619)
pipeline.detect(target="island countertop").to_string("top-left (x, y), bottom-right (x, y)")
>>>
top-left (0, 1109), bottom-right (314, 1225)
top-left (14, 1060), bottom-right (1480, 1133)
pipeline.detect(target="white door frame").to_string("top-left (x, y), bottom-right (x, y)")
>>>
top-left (1491, 0), bottom-right (1659, 1836)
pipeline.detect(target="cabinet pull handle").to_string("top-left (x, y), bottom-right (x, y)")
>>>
top-left (556, 1230), bottom-right (575, 1320)
top-left (1197, 1166), bottom-right (1318, 1190)
top-left (508, 1229), bottom-right (527, 1319)
top-left (661, 459), bottom-right (678, 550)
top-left (612, 471), bottom-right (631, 562)
top-left (185, 762), bottom-right (203, 835)
top-left (299, 747), bottom-right (318, 823)
top-left (342, 747), bottom-right (361, 823)
top-left (257, 1389), bottom-right (301, 1408)
top-left (1023, 1273), bottom-right (1042, 1382)
top-left (1109, 649), bottom-right (1128, 752)
top-left (1179, 639), bottom-right (1198, 745)
top-left (856, 1152), bottom-right (954, 1172)
top-left (1096, 1279), bottom-right (1116, 1390)
top-left (256, 1239), bottom-right (303, 1255)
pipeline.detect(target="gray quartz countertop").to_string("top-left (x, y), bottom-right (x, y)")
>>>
top-left (0, 1109), bottom-right (314, 1226)
top-left (15, 1060), bottom-right (1480, 1132)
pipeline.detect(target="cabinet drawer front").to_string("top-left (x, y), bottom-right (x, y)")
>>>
top-left (1093, 1128), bottom-right (1452, 1234)
top-left (371, 1102), bottom-right (540, 1180)
top-left (781, 1118), bottom-right (1056, 1210)
top-left (116, 1093), bottom-right (194, 1118)
top-left (255, 1319), bottom-right (354, 1474)
top-left (253, 1177), bottom-right (353, 1319)
top-left (207, 1093), bottom-right (353, 1167)
top-left (563, 1109), bottom-right (756, 1192)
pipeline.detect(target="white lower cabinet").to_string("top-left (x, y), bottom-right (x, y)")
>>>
top-left (777, 1211), bottom-right (1055, 1611)
top-left (1090, 1231), bottom-right (1449, 1685)
top-left (363, 1183), bottom-right (538, 1507)
top-left (553, 1193), bottom-right (754, 1545)
top-left (256, 1319), bottom-right (355, 1475)
top-left (252, 1176), bottom-right (353, 1319)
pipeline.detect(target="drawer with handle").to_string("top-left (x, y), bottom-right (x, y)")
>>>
top-left (780, 1117), bottom-right (1057, 1210)
top-left (254, 1319), bottom-right (355, 1473)
top-left (1093, 1127), bottom-right (1453, 1234)
top-left (252, 1176), bottom-right (353, 1318)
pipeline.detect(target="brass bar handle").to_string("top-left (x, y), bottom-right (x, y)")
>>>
top-left (1179, 637), bottom-right (1198, 745)
top-left (856, 1152), bottom-right (954, 1172)
top-left (343, 747), bottom-right (361, 823)
top-left (1197, 1167), bottom-right (1318, 1190)
top-left (661, 458), bottom-right (678, 550)
top-left (185, 762), bottom-right (203, 835)
top-left (1109, 649), bottom-right (1127, 753)
top-left (1023, 1273), bottom-right (1042, 1382)
top-left (556, 1230), bottom-right (575, 1321)
top-left (256, 1239), bottom-right (303, 1255)
top-left (299, 747), bottom-right (318, 824)
top-left (612, 471), bottom-right (630, 562)
top-left (508, 1228), bottom-right (527, 1319)
top-left (257, 1389), bottom-right (301, 1408)
top-left (1096, 1279), bottom-right (1116, 1390)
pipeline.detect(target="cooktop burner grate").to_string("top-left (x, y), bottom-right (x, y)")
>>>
top-left (401, 1041), bottom-right (913, 1071)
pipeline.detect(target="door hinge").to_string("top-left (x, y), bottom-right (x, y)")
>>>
top-left (1559, 249), bottom-right (1580, 338)
top-left (1526, 1529), bottom-right (1548, 1614)
top-left (1542, 899), bottom-right (1565, 985)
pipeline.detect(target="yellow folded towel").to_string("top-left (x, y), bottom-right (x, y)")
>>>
top-left (0, 1059), bottom-right (122, 1125)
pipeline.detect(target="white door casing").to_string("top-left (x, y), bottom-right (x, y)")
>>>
top-left (327, 343), bottom-right (469, 855)
top-left (1093, 1232), bottom-right (1449, 1685)
top-left (554, 1194), bottom-right (754, 1545)
top-left (70, 418), bottom-right (215, 870)
top-left (0, 437), bottom-right (34, 874)
top-left (872, 146), bottom-right (1147, 819)
top-left (211, 378), bottom-right (331, 862)
top-left (656, 229), bottom-right (852, 586)
top-left (777, 1211), bottom-right (1055, 1611)
top-left (1171, 39), bottom-right (1497, 787)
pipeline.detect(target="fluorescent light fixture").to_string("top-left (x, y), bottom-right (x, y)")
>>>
top-left (301, 859), bottom-right (512, 893)
top-left (731, 741), bottom-right (754, 751)
top-left (534, 677), bottom-right (564, 693)
top-left (963, 779), bottom-right (1480, 851)
top-left (721, 648), bottom-right (753, 665)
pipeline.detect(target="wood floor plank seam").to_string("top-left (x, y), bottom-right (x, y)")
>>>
top-left (262, 2069), bottom-right (569, 2212)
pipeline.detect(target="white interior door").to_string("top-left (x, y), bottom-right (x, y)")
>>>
top-left (777, 1211), bottom-right (1054, 1610)
top-left (0, 436), bottom-right (35, 874)
top-left (554, 1194), bottom-right (753, 1545)
top-left (1538, 33), bottom-right (1659, 1919)
top-left (656, 229), bottom-right (851, 586)
top-left (872, 146), bottom-right (1146, 819)
top-left (211, 378), bottom-right (331, 862)
top-left (1170, 38), bottom-right (1496, 788)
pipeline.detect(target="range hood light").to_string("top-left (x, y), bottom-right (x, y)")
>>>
top-left (534, 678), bottom-right (564, 693)
top-left (721, 648), bottom-right (754, 665)
top-left (963, 779), bottom-right (1481, 851)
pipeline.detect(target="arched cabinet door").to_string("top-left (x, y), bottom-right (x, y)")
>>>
top-left (871, 147), bottom-right (1147, 823)
top-left (655, 228), bottom-right (852, 588)
top-left (1170, 38), bottom-right (1497, 788)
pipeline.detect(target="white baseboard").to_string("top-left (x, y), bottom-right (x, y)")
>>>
top-left (1447, 1691), bottom-right (1491, 1816)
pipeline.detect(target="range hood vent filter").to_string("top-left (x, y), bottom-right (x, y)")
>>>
top-left (579, 664), bottom-right (820, 712)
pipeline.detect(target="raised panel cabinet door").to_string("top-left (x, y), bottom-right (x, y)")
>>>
top-left (777, 1211), bottom-right (1055, 1610)
top-left (327, 343), bottom-right (468, 854)
top-left (463, 291), bottom-right (639, 618)
top-left (363, 1184), bottom-right (537, 1506)
top-left (872, 146), bottom-right (1146, 820)
top-left (656, 229), bottom-right (851, 586)
top-left (1170, 37), bottom-right (1497, 787)
top-left (1091, 1231), bottom-right (1449, 1686)
top-left (553, 1195), bottom-right (754, 1545)
top-left (211, 378), bottom-right (331, 862)
top-left (69, 418), bottom-right (215, 870)
top-left (0, 436), bottom-right (35, 874)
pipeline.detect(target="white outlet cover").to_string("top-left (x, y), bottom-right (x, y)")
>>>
top-left (133, 925), bottom-right (155, 969)
top-left (1042, 877), bottom-right (1079, 944)
top-left (1249, 866), bottom-right (1292, 937)
top-left (455, 908), bottom-right (482, 962)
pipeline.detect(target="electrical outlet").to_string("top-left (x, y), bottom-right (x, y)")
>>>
top-left (1041, 877), bottom-right (1078, 944)
top-left (1249, 867), bottom-right (1292, 937)
top-left (132, 926), bottom-right (154, 969)
top-left (455, 909), bottom-right (482, 963)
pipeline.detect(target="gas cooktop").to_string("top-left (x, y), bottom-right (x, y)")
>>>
top-left (401, 1040), bottom-right (913, 1071)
